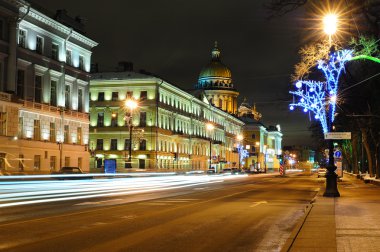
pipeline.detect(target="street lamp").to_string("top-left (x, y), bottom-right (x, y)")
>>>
top-left (323, 13), bottom-right (340, 197)
top-left (237, 134), bottom-right (243, 169)
top-left (125, 98), bottom-right (138, 168)
top-left (206, 123), bottom-right (214, 171)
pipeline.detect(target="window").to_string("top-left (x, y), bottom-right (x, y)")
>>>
top-left (79, 55), bottom-right (84, 70)
top-left (124, 139), bottom-right (131, 151)
top-left (251, 134), bottom-right (256, 139)
top-left (17, 70), bottom-right (25, 99)
top-left (97, 112), bottom-right (104, 127)
top-left (96, 139), bottom-right (103, 150)
top-left (111, 113), bottom-right (118, 127)
top-left (110, 139), bottom-right (117, 150)
top-left (78, 89), bottom-right (83, 112)
top-left (51, 43), bottom-right (58, 60)
top-left (36, 36), bottom-right (43, 54)
top-left (140, 139), bottom-right (146, 150)
top-left (50, 156), bottom-right (56, 171)
top-left (77, 127), bottom-right (82, 144)
top-left (78, 157), bottom-right (82, 169)
top-left (251, 146), bottom-right (256, 153)
top-left (18, 29), bottom-right (26, 47)
top-left (140, 91), bottom-right (147, 100)
top-left (64, 156), bottom-right (70, 167)
top-left (112, 92), bottom-right (118, 101)
top-left (65, 85), bottom-right (70, 109)
top-left (126, 91), bottom-right (133, 98)
top-left (35, 75), bottom-right (42, 103)
top-left (0, 20), bottom-right (4, 40)
top-left (0, 112), bottom-right (6, 136)
top-left (18, 117), bottom-right (23, 138)
top-left (66, 50), bottom-right (72, 65)
top-left (33, 120), bottom-right (40, 140)
top-left (50, 80), bottom-right (57, 106)
top-left (140, 112), bottom-right (146, 127)
top-left (64, 125), bottom-right (69, 143)
top-left (98, 92), bottom-right (105, 101)
top-left (34, 155), bottom-right (41, 170)
top-left (49, 122), bottom-right (56, 142)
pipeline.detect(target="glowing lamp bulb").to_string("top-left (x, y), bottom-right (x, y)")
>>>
top-left (289, 105), bottom-right (294, 111)
top-left (295, 81), bottom-right (302, 88)
top-left (309, 88), bottom-right (314, 92)
top-left (303, 108), bottom-right (308, 112)
top-left (330, 95), bottom-right (337, 103)
top-left (315, 115), bottom-right (319, 119)
top-left (323, 14), bottom-right (338, 36)
top-left (300, 98), bottom-right (305, 102)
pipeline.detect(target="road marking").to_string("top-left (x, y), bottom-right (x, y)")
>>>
top-left (249, 201), bottom-right (268, 207)
top-left (138, 202), bottom-right (170, 206)
top-left (75, 199), bottom-right (123, 206)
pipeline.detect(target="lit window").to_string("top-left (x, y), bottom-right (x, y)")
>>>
top-left (36, 36), bottom-right (43, 54)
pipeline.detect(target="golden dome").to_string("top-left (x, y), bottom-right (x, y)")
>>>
top-left (199, 61), bottom-right (232, 79)
top-left (197, 41), bottom-right (233, 89)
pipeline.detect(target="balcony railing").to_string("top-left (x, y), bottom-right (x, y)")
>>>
top-left (22, 100), bottom-right (89, 120)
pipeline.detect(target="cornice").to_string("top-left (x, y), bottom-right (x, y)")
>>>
top-left (20, 6), bottom-right (98, 48)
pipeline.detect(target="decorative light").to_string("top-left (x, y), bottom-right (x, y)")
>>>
top-left (295, 81), bottom-right (302, 88)
top-left (289, 50), bottom-right (353, 133)
top-left (125, 99), bottom-right (138, 110)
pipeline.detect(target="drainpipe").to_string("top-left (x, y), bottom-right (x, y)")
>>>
top-left (59, 28), bottom-right (73, 169)
top-left (8, 2), bottom-right (30, 93)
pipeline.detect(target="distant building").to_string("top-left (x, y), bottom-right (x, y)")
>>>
top-left (0, 1), bottom-right (97, 173)
top-left (238, 101), bottom-right (282, 171)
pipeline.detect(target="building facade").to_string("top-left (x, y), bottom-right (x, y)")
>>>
top-left (0, 1), bottom-right (97, 173)
top-left (238, 101), bottom-right (282, 171)
top-left (89, 71), bottom-right (244, 172)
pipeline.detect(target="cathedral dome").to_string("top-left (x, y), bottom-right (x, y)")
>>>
top-left (197, 42), bottom-right (233, 89)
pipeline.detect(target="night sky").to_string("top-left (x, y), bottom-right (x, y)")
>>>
top-left (31, 0), bottom-right (315, 147)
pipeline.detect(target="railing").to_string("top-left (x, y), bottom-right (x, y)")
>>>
top-left (22, 100), bottom-right (89, 120)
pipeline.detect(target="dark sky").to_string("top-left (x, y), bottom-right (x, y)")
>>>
top-left (31, 0), bottom-right (315, 147)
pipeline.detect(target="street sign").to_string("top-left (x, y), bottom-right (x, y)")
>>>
top-left (324, 132), bottom-right (351, 140)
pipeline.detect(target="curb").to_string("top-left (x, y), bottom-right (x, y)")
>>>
top-left (280, 189), bottom-right (319, 252)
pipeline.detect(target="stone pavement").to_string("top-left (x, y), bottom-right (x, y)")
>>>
top-left (283, 174), bottom-right (380, 252)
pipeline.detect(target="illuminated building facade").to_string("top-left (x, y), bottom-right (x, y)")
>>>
top-left (89, 71), bottom-right (243, 172)
top-left (0, 1), bottom-right (97, 173)
top-left (238, 101), bottom-right (282, 171)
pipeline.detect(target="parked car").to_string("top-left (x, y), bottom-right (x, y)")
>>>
top-left (221, 168), bottom-right (232, 174)
top-left (317, 168), bottom-right (327, 178)
top-left (207, 169), bottom-right (216, 174)
top-left (52, 166), bottom-right (84, 174)
top-left (51, 167), bottom-right (90, 179)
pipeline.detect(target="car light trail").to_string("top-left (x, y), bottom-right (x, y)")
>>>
top-left (0, 174), bottom-right (247, 208)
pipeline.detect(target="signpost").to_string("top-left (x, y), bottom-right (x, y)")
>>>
top-left (324, 132), bottom-right (351, 140)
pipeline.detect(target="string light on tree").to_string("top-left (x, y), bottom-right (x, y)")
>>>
top-left (289, 49), bottom-right (353, 133)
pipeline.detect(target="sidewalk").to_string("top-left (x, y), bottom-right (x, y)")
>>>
top-left (283, 174), bottom-right (380, 252)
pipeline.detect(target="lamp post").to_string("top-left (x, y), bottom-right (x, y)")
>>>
top-left (125, 98), bottom-right (138, 169)
top-left (206, 123), bottom-right (214, 171)
top-left (237, 134), bottom-right (243, 169)
top-left (323, 13), bottom-right (340, 197)
top-left (263, 144), bottom-right (267, 173)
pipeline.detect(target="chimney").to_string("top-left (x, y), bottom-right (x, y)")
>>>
top-left (118, 61), bottom-right (133, 72)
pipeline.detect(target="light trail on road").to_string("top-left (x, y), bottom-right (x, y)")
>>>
top-left (0, 174), bottom-right (247, 208)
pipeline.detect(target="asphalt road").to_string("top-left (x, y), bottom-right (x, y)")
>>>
top-left (0, 173), bottom-right (321, 252)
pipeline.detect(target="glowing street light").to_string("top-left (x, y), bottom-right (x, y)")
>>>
top-left (206, 123), bottom-right (214, 170)
top-left (323, 14), bottom-right (338, 36)
top-left (125, 98), bottom-right (138, 168)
